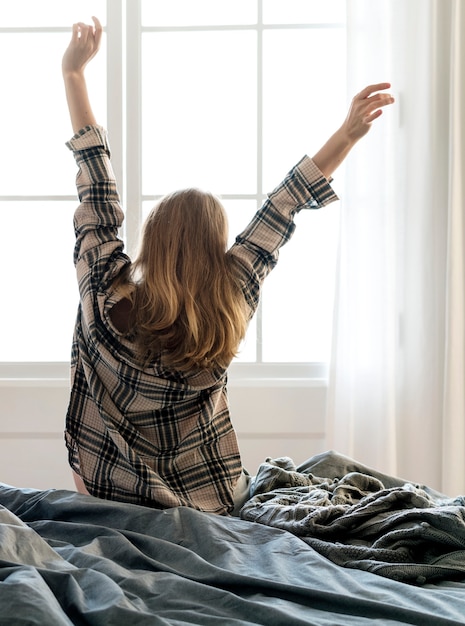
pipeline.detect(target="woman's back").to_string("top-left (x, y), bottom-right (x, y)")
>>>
top-left (124, 188), bottom-right (249, 372)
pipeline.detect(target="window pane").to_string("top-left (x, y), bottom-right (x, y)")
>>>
top-left (142, 0), bottom-right (256, 26)
top-left (236, 314), bottom-right (257, 362)
top-left (0, 33), bottom-right (106, 196)
top-left (260, 23), bottom-right (345, 362)
top-left (142, 31), bottom-right (257, 195)
top-left (0, 1), bottom-right (106, 27)
top-left (263, 0), bottom-right (345, 24)
top-left (0, 202), bottom-right (78, 361)
top-left (262, 206), bottom-right (340, 362)
top-left (223, 199), bottom-right (257, 248)
top-left (262, 28), bottom-right (346, 191)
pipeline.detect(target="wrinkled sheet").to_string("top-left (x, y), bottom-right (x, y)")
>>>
top-left (240, 451), bottom-right (465, 584)
top-left (1, 478), bottom-right (465, 625)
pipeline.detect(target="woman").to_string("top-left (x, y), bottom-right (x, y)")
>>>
top-left (62, 17), bottom-right (394, 515)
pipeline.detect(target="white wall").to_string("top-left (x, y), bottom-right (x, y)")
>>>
top-left (0, 367), bottom-right (327, 491)
top-left (230, 379), bottom-right (326, 473)
top-left (0, 381), bottom-right (74, 490)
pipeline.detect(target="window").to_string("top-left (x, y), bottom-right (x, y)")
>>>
top-left (0, 0), bottom-right (107, 362)
top-left (0, 0), bottom-right (346, 369)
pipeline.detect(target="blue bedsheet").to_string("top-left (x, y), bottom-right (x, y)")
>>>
top-left (1, 479), bottom-right (465, 625)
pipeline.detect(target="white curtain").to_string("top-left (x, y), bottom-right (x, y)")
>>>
top-left (326, 0), bottom-right (465, 494)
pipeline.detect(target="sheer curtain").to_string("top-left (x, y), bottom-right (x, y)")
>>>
top-left (326, 0), bottom-right (465, 494)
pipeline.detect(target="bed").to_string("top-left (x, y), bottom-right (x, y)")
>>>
top-left (1, 451), bottom-right (465, 625)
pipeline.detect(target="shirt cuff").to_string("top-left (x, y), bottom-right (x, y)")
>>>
top-left (267, 155), bottom-right (339, 216)
top-left (66, 125), bottom-right (110, 153)
top-left (296, 156), bottom-right (339, 207)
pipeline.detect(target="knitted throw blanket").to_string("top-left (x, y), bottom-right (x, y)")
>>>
top-left (240, 451), bottom-right (465, 584)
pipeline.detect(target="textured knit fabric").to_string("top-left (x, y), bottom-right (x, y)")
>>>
top-left (64, 125), bottom-right (338, 515)
top-left (240, 451), bottom-right (465, 584)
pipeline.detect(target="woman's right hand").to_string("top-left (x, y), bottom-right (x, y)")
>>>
top-left (62, 16), bottom-right (103, 77)
top-left (62, 17), bottom-right (102, 133)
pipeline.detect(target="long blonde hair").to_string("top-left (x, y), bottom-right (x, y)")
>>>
top-left (122, 188), bottom-right (249, 371)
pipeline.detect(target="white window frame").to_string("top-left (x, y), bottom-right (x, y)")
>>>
top-left (0, 0), bottom-right (345, 385)
top-left (121, 0), bottom-right (344, 383)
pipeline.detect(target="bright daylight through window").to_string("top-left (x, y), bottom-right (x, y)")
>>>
top-left (0, 0), bottom-right (346, 366)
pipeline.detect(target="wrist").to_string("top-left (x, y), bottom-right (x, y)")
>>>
top-left (311, 127), bottom-right (356, 179)
top-left (334, 124), bottom-right (358, 150)
top-left (62, 68), bottom-right (86, 82)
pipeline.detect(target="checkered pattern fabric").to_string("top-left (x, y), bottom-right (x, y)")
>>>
top-left (65, 125), bottom-right (338, 514)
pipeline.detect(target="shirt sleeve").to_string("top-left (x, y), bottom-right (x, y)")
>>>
top-left (228, 155), bottom-right (339, 315)
top-left (66, 125), bottom-right (130, 300)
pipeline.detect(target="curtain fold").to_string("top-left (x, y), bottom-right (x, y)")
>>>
top-left (442, 0), bottom-right (465, 495)
top-left (326, 0), bottom-right (465, 494)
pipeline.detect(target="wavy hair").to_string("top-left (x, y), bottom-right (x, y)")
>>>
top-left (120, 188), bottom-right (249, 371)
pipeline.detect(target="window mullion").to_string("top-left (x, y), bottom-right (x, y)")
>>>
top-left (107, 0), bottom-right (124, 203)
top-left (125, 0), bottom-right (143, 258)
top-left (255, 0), bottom-right (264, 363)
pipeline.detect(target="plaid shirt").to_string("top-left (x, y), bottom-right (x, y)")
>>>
top-left (65, 125), bottom-right (338, 515)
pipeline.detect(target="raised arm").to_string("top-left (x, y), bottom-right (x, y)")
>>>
top-left (62, 16), bottom-right (103, 134)
top-left (312, 83), bottom-right (395, 179)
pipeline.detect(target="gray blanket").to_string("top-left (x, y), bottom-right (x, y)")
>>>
top-left (2, 477), bottom-right (465, 624)
top-left (240, 451), bottom-right (465, 584)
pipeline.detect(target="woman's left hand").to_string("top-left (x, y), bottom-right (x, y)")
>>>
top-left (341, 82), bottom-right (395, 143)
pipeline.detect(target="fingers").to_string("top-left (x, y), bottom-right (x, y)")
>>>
top-left (92, 16), bottom-right (103, 48)
top-left (71, 23), bottom-right (80, 43)
top-left (75, 23), bottom-right (87, 44)
top-left (92, 16), bottom-right (103, 32)
top-left (364, 108), bottom-right (384, 124)
top-left (357, 82), bottom-right (392, 100)
top-left (62, 17), bottom-right (102, 75)
top-left (352, 84), bottom-right (395, 124)
top-left (365, 93), bottom-right (395, 114)
top-left (342, 82), bottom-right (395, 142)
top-left (74, 17), bottom-right (102, 49)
